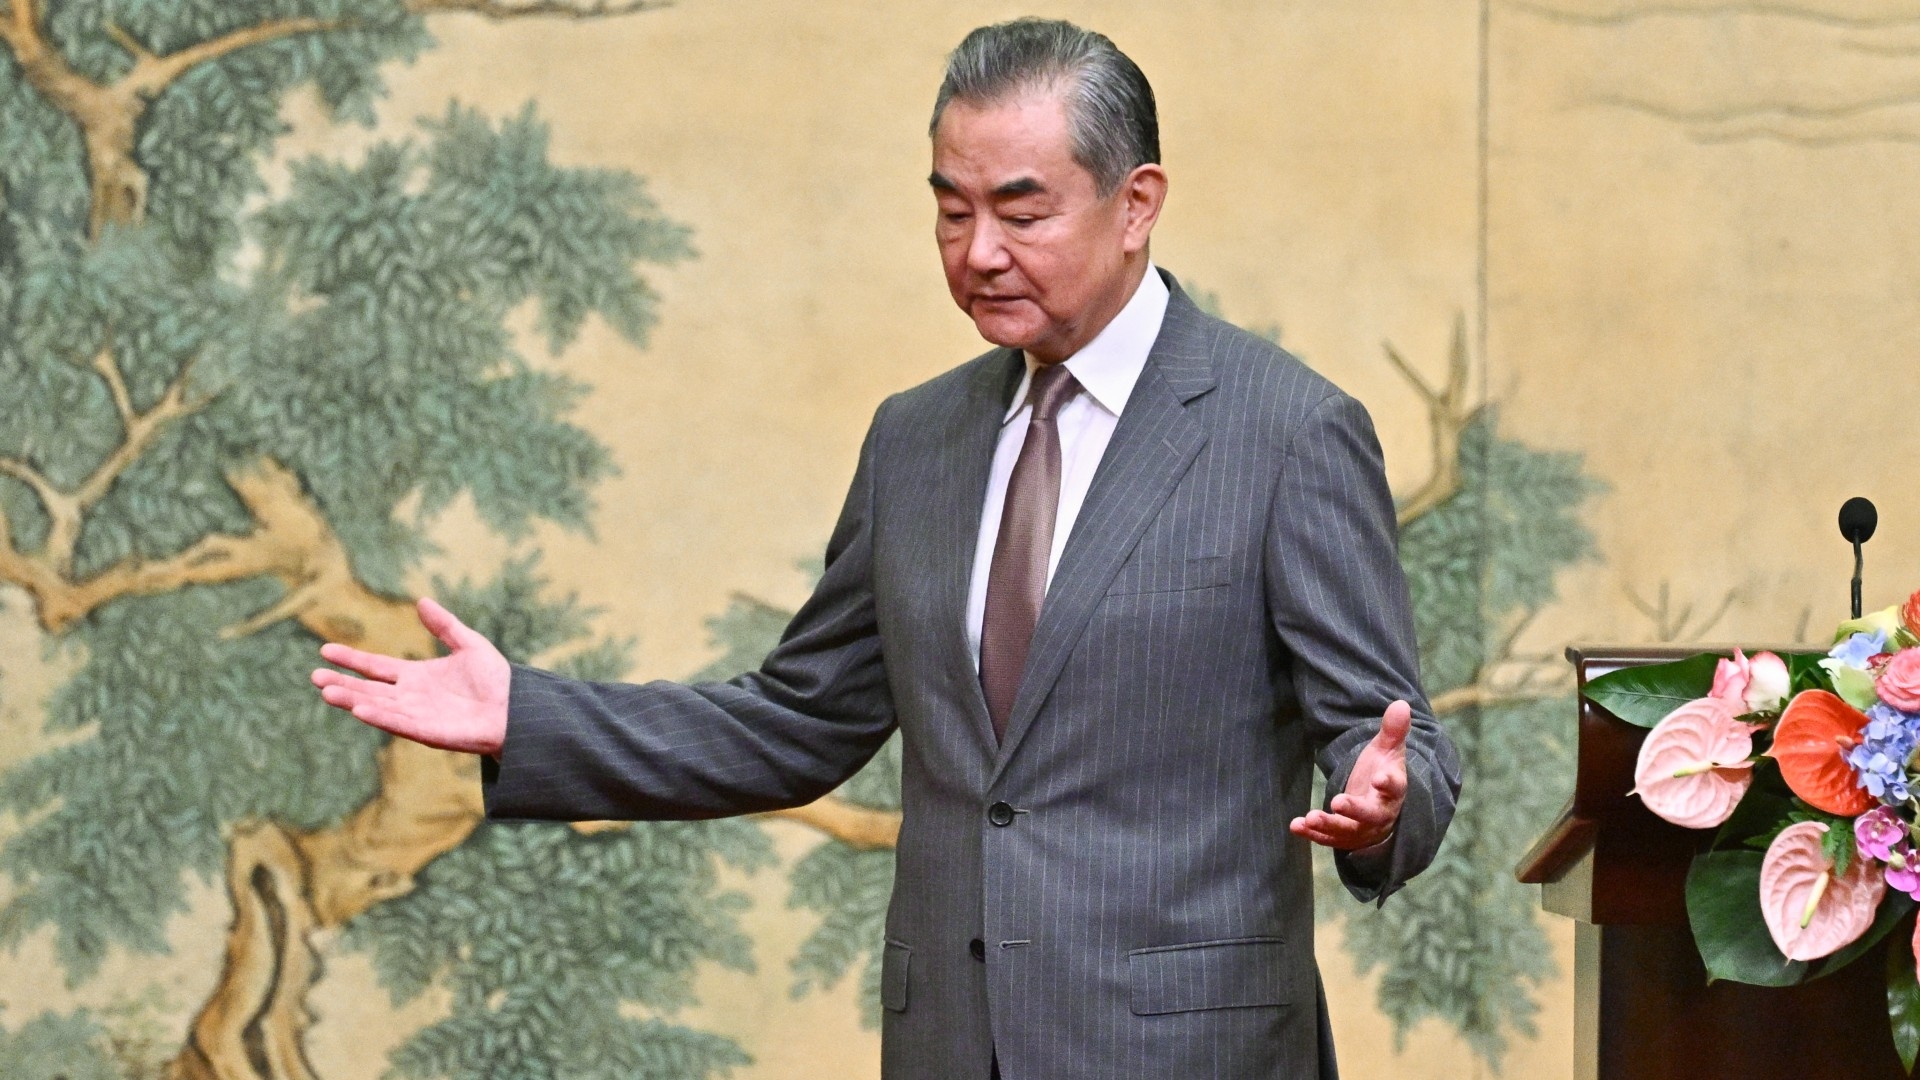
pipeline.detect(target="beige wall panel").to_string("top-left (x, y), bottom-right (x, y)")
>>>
top-left (1489, 1), bottom-right (1920, 658)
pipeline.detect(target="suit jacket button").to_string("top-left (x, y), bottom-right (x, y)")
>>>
top-left (970, 937), bottom-right (986, 961)
top-left (987, 801), bottom-right (1015, 827)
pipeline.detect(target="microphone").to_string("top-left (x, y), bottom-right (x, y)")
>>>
top-left (1839, 497), bottom-right (1877, 619)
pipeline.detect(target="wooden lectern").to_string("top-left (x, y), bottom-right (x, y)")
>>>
top-left (1517, 646), bottom-right (1909, 1080)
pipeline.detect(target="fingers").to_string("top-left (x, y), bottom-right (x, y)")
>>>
top-left (1329, 785), bottom-right (1401, 826)
top-left (1373, 699), bottom-right (1412, 752)
top-left (1289, 810), bottom-right (1389, 850)
top-left (318, 642), bottom-right (404, 683)
top-left (313, 671), bottom-right (411, 733)
top-left (1371, 763), bottom-right (1408, 803)
top-left (417, 596), bottom-right (480, 653)
top-left (312, 669), bottom-right (399, 707)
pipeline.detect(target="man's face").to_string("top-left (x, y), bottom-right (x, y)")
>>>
top-left (929, 92), bottom-right (1160, 363)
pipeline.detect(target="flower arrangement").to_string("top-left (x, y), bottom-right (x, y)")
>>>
top-left (1585, 588), bottom-right (1920, 1070)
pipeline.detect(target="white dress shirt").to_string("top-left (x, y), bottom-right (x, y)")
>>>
top-left (965, 264), bottom-right (1171, 667)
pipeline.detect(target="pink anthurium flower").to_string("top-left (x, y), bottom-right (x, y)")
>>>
top-left (1633, 696), bottom-right (1760, 829)
top-left (1761, 821), bottom-right (1885, 961)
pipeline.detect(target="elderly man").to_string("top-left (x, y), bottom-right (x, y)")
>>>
top-left (314, 18), bottom-right (1460, 1080)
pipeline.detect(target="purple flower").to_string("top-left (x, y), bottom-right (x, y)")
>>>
top-left (1858, 806), bottom-right (1908, 862)
top-left (1846, 705), bottom-right (1920, 805)
top-left (1832, 630), bottom-right (1890, 670)
top-left (1889, 856), bottom-right (1920, 900)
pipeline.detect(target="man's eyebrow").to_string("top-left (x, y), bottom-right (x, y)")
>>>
top-left (925, 174), bottom-right (1048, 197)
top-left (992, 177), bottom-right (1045, 197)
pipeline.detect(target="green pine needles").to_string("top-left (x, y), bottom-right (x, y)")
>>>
top-left (0, 3), bottom-right (736, 1077)
top-left (0, 1008), bottom-right (122, 1080)
top-left (0, 2), bottom-right (1608, 1075)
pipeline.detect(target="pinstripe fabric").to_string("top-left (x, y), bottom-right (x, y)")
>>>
top-left (484, 270), bottom-right (1462, 1080)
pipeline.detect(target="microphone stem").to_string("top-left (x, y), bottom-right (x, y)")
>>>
top-left (1853, 540), bottom-right (1864, 620)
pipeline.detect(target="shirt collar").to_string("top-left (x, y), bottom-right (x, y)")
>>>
top-left (1004, 262), bottom-right (1170, 423)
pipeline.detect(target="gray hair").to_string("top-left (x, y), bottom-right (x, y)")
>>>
top-left (930, 18), bottom-right (1159, 196)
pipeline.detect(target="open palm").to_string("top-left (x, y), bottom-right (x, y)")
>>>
top-left (1289, 699), bottom-right (1411, 851)
top-left (311, 597), bottom-right (511, 756)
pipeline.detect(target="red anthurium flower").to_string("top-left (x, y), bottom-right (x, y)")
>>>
top-left (1767, 691), bottom-right (1874, 817)
top-left (1904, 588), bottom-right (1920, 637)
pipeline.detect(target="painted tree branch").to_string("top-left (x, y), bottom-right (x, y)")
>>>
top-left (171, 823), bottom-right (322, 1080)
top-left (0, 2), bottom-right (334, 235)
top-left (1625, 579), bottom-right (1741, 643)
top-left (762, 797), bottom-right (901, 850)
top-left (1385, 314), bottom-right (1480, 526)
top-left (0, 342), bottom-right (204, 585)
top-left (0, 0), bottom-right (667, 237)
top-left (567, 795), bottom-right (906, 850)
top-left (110, 18), bottom-right (339, 102)
top-left (407, 0), bottom-right (672, 18)
top-left (0, 432), bottom-right (478, 1078)
top-left (1429, 676), bottom-right (1570, 715)
top-left (0, 456), bottom-right (61, 522)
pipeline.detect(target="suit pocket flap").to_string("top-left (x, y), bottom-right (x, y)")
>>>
top-left (1106, 554), bottom-right (1230, 596)
top-left (1128, 936), bottom-right (1289, 1015)
top-left (881, 939), bottom-right (910, 1012)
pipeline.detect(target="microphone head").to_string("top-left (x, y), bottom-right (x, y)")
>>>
top-left (1840, 497), bottom-right (1878, 544)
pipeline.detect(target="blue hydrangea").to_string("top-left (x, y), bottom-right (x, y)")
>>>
top-left (1831, 630), bottom-right (1890, 670)
top-left (1847, 704), bottom-right (1920, 804)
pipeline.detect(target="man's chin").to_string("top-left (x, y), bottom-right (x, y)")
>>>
top-left (967, 315), bottom-right (1043, 352)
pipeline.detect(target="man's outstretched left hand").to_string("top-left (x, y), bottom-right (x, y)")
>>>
top-left (1289, 699), bottom-right (1410, 851)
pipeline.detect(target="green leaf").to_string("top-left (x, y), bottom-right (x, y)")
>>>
top-left (1786, 651), bottom-right (1833, 695)
top-left (1585, 653), bottom-right (1724, 728)
top-left (1686, 850), bottom-right (1807, 986)
top-left (1822, 817), bottom-right (1857, 878)
top-left (1712, 762), bottom-right (1794, 852)
top-left (1888, 920), bottom-right (1920, 1075)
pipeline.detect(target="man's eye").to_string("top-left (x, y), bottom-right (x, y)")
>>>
top-left (942, 212), bottom-right (972, 224)
top-left (1006, 216), bottom-right (1038, 226)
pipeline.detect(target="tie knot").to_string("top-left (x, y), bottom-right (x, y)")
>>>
top-left (1027, 363), bottom-right (1081, 422)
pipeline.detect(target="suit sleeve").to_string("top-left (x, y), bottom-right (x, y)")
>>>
top-left (1262, 390), bottom-right (1462, 905)
top-left (481, 400), bottom-right (899, 823)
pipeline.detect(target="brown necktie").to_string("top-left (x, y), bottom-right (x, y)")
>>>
top-left (980, 362), bottom-right (1082, 741)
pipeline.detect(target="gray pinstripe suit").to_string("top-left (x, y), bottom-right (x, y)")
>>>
top-left (483, 271), bottom-right (1461, 1079)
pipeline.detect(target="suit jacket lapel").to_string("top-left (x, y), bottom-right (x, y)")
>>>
top-left (990, 283), bottom-right (1217, 782)
top-left (929, 347), bottom-right (1025, 752)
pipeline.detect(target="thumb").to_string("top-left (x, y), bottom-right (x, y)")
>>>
top-left (418, 596), bottom-right (482, 654)
top-left (1373, 700), bottom-right (1412, 752)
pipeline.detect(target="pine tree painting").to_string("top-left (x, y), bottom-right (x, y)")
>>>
top-left (0, 1), bottom-right (787, 1077)
top-left (0, 2), bottom-right (1606, 1077)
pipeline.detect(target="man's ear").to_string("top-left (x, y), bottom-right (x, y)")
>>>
top-left (1120, 163), bottom-right (1168, 254)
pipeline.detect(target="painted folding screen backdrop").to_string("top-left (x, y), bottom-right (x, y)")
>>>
top-left (2, 2), bottom-right (1918, 1079)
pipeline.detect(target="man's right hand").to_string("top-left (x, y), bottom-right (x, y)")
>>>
top-left (311, 597), bottom-right (510, 757)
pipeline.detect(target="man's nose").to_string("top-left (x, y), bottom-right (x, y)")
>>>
top-left (966, 217), bottom-right (1013, 274)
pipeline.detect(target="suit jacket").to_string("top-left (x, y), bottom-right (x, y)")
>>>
top-left (484, 271), bottom-right (1461, 1080)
